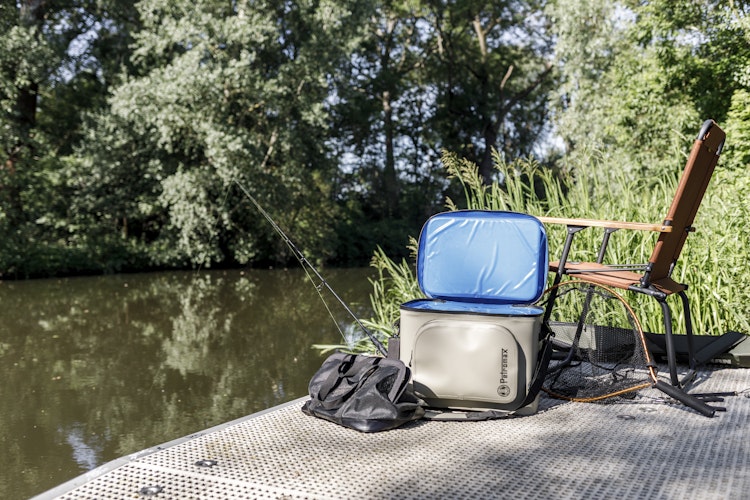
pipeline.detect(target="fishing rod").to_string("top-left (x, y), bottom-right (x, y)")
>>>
top-left (233, 179), bottom-right (388, 357)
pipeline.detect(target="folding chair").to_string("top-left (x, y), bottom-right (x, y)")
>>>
top-left (539, 119), bottom-right (725, 395)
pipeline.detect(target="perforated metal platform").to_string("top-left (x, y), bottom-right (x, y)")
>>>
top-left (36, 366), bottom-right (750, 500)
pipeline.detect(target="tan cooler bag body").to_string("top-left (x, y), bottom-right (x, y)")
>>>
top-left (398, 211), bottom-right (548, 415)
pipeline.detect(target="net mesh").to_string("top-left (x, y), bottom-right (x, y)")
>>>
top-left (541, 280), bottom-right (656, 403)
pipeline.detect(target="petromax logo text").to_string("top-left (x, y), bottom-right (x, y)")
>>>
top-left (497, 348), bottom-right (511, 398)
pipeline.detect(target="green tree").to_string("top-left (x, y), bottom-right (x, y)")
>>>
top-left (70, 0), bottom-right (364, 269)
top-left (0, 0), bottom-right (140, 277)
top-left (717, 5), bottom-right (750, 171)
top-left (426, 0), bottom-right (554, 182)
top-left (332, 0), bottom-right (431, 217)
top-left (1, 0), bottom-right (53, 227)
top-left (330, 0), bottom-right (556, 263)
top-left (548, 0), bottom-right (750, 177)
top-left (723, 89), bottom-right (750, 170)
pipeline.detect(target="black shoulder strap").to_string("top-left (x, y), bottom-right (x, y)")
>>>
top-left (519, 333), bottom-right (553, 408)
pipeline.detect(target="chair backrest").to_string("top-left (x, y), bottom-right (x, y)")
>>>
top-left (648, 120), bottom-right (726, 281)
top-left (416, 210), bottom-right (548, 304)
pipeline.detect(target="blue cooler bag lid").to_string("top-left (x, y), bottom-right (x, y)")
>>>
top-left (417, 210), bottom-right (548, 304)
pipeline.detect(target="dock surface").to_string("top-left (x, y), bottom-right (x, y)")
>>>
top-left (36, 366), bottom-right (750, 499)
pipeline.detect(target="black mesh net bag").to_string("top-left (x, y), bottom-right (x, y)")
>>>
top-left (540, 279), bottom-right (657, 403)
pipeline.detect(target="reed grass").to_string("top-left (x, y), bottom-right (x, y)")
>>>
top-left (362, 150), bottom-right (750, 352)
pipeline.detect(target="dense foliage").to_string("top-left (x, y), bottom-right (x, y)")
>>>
top-left (1, 0), bottom-right (749, 279)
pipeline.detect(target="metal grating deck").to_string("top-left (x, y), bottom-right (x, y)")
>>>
top-left (35, 366), bottom-right (750, 499)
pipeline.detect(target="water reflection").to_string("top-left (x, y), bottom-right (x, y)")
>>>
top-left (0, 268), bottom-right (374, 499)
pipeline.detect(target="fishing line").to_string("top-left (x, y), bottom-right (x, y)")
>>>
top-left (232, 178), bottom-right (387, 356)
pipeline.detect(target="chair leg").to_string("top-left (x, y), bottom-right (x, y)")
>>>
top-left (654, 293), bottom-right (719, 415)
top-left (658, 298), bottom-right (680, 387)
top-left (678, 290), bottom-right (698, 387)
top-left (542, 272), bottom-right (563, 325)
top-left (547, 282), bottom-right (597, 372)
top-left (543, 225), bottom-right (586, 326)
top-left (679, 291), bottom-right (697, 370)
top-left (658, 294), bottom-right (698, 388)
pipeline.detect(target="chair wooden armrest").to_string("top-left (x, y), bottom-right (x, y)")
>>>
top-left (536, 216), bottom-right (673, 233)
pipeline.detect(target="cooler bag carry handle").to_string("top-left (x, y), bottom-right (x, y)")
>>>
top-left (315, 354), bottom-right (377, 409)
top-left (315, 353), bottom-right (409, 405)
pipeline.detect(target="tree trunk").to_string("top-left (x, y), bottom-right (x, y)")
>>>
top-left (17, 0), bottom-right (44, 130)
top-left (474, 16), bottom-right (496, 184)
top-left (2, 1), bottom-right (46, 225)
top-left (381, 90), bottom-right (399, 215)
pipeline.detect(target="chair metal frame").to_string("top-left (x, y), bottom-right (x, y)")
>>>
top-left (539, 119), bottom-right (726, 392)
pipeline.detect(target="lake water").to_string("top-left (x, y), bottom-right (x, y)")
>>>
top-left (0, 268), bottom-right (376, 499)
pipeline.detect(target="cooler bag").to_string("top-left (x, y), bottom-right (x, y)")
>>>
top-left (398, 210), bottom-right (549, 415)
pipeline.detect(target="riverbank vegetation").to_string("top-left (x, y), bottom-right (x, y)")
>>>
top-left (2, 0), bottom-right (749, 292)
